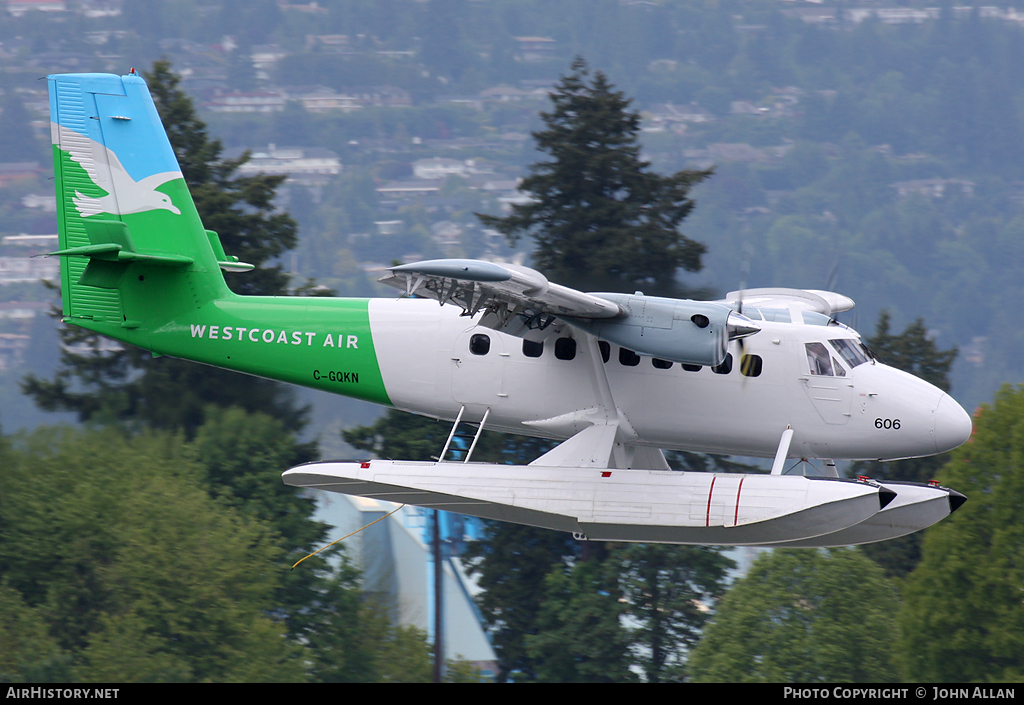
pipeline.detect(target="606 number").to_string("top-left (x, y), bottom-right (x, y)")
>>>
top-left (875, 418), bottom-right (901, 430)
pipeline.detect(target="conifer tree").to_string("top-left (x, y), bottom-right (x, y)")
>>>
top-left (618, 544), bottom-right (733, 683)
top-left (478, 57), bottom-right (711, 295)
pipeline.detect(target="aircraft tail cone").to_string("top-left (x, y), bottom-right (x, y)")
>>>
top-left (948, 489), bottom-right (967, 513)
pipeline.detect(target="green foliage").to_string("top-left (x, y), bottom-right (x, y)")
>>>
top-left (526, 557), bottom-right (635, 683)
top-left (191, 406), bottom-right (319, 548)
top-left (688, 549), bottom-right (901, 683)
top-left (0, 422), bottom-right (434, 683)
top-left (478, 57), bottom-right (711, 295)
top-left (463, 523), bottom-right (579, 682)
top-left (0, 427), bottom-right (307, 682)
top-left (0, 581), bottom-right (71, 683)
top-left (617, 544), bottom-right (734, 683)
top-left (897, 385), bottom-right (1024, 682)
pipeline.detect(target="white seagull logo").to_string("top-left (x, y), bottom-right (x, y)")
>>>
top-left (58, 124), bottom-right (182, 218)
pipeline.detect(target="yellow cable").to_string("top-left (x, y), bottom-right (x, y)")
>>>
top-left (291, 504), bottom-right (406, 570)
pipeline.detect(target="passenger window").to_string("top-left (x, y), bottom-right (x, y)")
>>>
top-left (652, 358), bottom-right (673, 369)
top-left (682, 364), bottom-right (702, 372)
top-left (619, 347), bottom-right (640, 367)
top-left (712, 353), bottom-right (733, 375)
top-left (523, 339), bottom-right (543, 358)
top-left (599, 341), bottom-right (610, 363)
top-left (805, 343), bottom-right (833, 376)
top-left (555, 337), bottom-right (577, 361)
top-left (470, 333), bottom-right (490, 356)
top-left (740, 354), bottom-right (762, 377)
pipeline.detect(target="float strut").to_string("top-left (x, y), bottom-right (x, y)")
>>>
top-left (771, 426), bottom-right (795, 476)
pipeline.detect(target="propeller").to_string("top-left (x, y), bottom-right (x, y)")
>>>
top-left (735, 242), bottom-right (755, 375)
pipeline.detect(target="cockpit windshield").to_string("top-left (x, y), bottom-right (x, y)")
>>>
top-left (829, 338), bottom-right (871, 369)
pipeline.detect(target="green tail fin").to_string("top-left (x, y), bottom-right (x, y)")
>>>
top-left (48, 72), bottom-right (240, 332)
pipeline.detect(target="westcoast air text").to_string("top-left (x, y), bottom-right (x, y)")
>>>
top-left (189, 324), bottom-right (359, 349)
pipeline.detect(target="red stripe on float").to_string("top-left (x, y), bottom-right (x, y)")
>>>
top-left (734, 476), bottom-right (745, 526)
top-left (706, 476), bottom-right (717, 527)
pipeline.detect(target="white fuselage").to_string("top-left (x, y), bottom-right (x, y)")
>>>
top-left (368, 298), bottom-right (973, 462)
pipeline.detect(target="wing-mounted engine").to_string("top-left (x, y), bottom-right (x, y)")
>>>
top-left (563, 293), bottom-right (760, 367)
top-left (378, 258), bottom-right (760, 365)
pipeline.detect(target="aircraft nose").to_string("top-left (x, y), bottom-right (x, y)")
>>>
top-left (934, 394), bottom-right (973, 453)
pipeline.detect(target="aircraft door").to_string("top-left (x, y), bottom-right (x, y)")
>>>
top-left (451, 327), bottom-right (507, 410)
top-left (800, 342), bottom-right (853, 425)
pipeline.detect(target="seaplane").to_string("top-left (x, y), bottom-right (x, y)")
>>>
top-left (44, 72), bottom-right (973, 546)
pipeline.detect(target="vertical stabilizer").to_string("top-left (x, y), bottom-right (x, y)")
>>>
top-left (48, 72), bottom-right (227, 330)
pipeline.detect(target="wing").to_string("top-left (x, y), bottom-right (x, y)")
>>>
top-left (722, 287), bottom-right (855, 316)
top-left (378, 258), bottom-right (622, 336)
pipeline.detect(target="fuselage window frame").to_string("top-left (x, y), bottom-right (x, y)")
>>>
top-left (712, 353), bottom-right (733, 375)
top-left (523, 339), bottom-right (543, 358)
top-left (470, 333), bottom-right (491, 356)
top-left (740, 354), bottom-right (763, 378)
top-left (555, 337), bottom-right (577, 361)
top-left (619, 347), bottom-right (641, 367)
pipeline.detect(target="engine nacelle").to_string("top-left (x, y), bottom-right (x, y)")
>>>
top-left (562, 293), bottom-right (759, 367)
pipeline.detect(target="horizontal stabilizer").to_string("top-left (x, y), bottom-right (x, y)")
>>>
top-left (283, 460), bottom-right (889, 546)
top-left (49, 218), bottom-right (193, 289)
top-left (205, 230), bottom-right (254, 272)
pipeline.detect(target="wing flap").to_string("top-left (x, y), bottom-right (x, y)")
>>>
top-left (379, 258), bottom-right (622, 336)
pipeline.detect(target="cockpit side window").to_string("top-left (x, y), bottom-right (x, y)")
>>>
top-left (805, 342), bottom-right (833, 376)
top-left (832, 357), bottom-right (846, 377)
